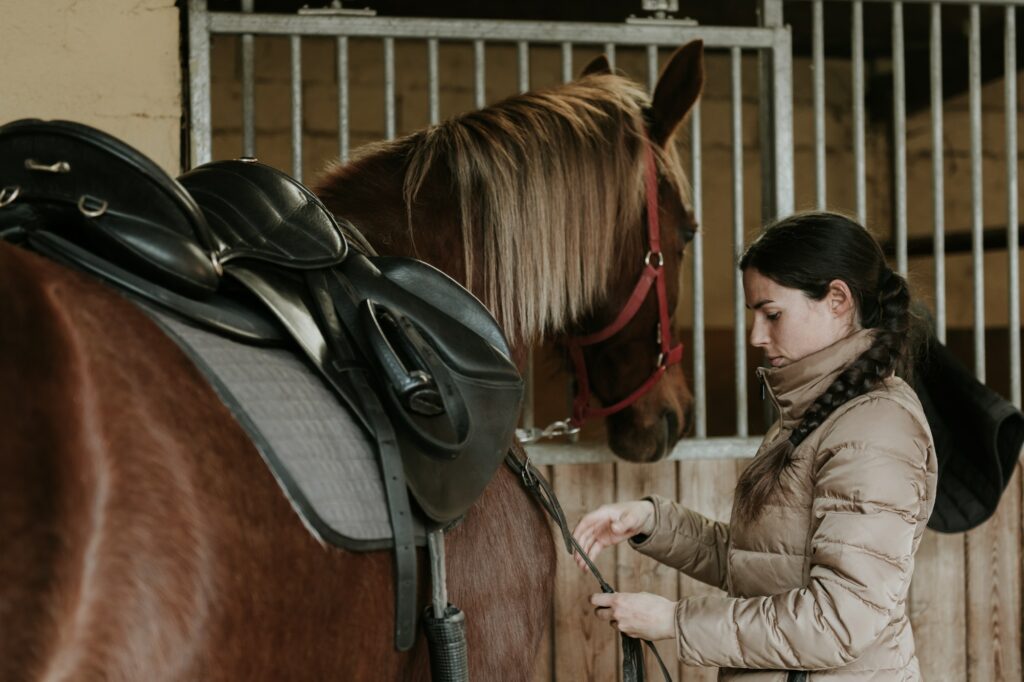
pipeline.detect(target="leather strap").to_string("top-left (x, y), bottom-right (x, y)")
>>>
top-left (308, 268), bottom-right (420, 651)
top-left (360, 300), bottom-right (472, 457)
top-left (506, 450), bottom-right (673, 682)
top-left (567, 138), bottom-right (684, 428)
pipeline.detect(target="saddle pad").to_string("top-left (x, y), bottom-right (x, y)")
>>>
top-left (143, 304), bottom-right (427, 551)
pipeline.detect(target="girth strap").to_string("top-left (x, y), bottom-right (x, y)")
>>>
top-left (306, 267), bottom-right (419, 651)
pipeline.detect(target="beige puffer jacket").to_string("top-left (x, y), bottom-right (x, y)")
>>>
top-left (632, 329), bottom-right (937, 681)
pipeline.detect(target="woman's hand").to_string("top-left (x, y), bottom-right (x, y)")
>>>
top-left (590, 592), bottom-right (676, 641)
top-left (571, 500), bottom-right (656, 572)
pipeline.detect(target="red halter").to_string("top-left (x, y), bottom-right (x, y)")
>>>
top-left (566, 139), bottom-right (685, 428)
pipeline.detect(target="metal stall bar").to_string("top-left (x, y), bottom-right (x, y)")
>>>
top-left (473, 40), bottom-right (485, 109)
top-left (428, 38), bottom-right (440, 125)
top-left (647, 44), bottom-right (659, 93)
top-left (384, 37), bottom-right (396, 140)
top-left (562, 42), bottom-right (573, 83)
top-left (242, 0), bottom-right (256, 157)
top-left (852, 1), bottom-right (866, 224)
top-left (290, 34), bottom-right (302, 181)
top-left (1008, 6), bottom-right (1021, 407)
top-left (517, 40), bottom-right (534, 433)
top-left (758, 0), bottom-right (794, 222)
top-left (930, 3), bottom-right (946, 342)
top-left (605, 42), bottom-right (616, 70)
top-left (517, 41), bottom-right (529, 93)
top-left (337, 37), bottom-right (349, 162)
top-left (208, 14), bottom-right (778, 49)
top-left (771, 19), bottom-right (794, 218)
top-left (530, 435), bottom-right (766, 466)
top-left (188, 0), bottom-right (212, 166)
top-left (732, 47), bottom-right (748, 438)
top-left (691, 102), bottom-right (707, 439)
top-left (813, 0), bottom-right (826, 209)
top-left (892, 2), bottom-right (908, 275)
top-left (970, 3), bottom-right (985, 381)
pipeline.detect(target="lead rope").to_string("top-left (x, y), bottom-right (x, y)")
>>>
top-left (506, 450), bottom-right (674, 682)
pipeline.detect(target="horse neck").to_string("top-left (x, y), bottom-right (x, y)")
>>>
top-left (317, 144), bottom-right (609, 359)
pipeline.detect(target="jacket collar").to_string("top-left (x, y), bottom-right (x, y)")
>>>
top-left (756, 328), bottom-right (876, 430)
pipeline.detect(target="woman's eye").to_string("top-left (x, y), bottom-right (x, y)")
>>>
top-left (767, 312), bottom-right (781, 321)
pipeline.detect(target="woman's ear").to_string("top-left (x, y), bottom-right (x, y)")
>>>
top-left (826, 279), bottom-right (856, 318)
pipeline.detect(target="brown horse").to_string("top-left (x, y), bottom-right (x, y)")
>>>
top-left (0, 44), bottom-right (702, 681)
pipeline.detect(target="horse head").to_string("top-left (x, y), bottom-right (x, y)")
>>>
top-left (564, 43), bottom-right (702, 462)
top-left (314, 41), bottom-right (704, 463)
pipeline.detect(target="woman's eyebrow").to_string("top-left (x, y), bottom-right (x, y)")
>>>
top-left (746, 299), bottom-right (775, 310)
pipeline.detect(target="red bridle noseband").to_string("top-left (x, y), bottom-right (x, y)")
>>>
top-left (566, 139), bottom-right (684, 428)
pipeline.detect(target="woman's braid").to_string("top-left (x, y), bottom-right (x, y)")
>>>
top-left (788, 269), bottom-right (911, 448)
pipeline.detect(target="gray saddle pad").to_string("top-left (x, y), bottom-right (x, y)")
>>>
top-left (144, 304), bottom-right (427, 550)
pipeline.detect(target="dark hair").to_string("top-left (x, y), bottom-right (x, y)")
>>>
top-left (735, 211), bottom-right (918, 522)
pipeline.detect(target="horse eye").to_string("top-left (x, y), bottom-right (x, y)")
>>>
top-left (680, 223), bottom-right (698, 244)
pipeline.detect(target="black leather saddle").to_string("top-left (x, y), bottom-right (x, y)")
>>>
top-left (0, 119), bottom-right (524, 651)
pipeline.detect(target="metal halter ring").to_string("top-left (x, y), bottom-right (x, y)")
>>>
top-left (77, 195), bottom-right (108, 218)
top-left (644, 250), bottom-right (664, 268)
top-left (0, 186), bottom-right (20, 207)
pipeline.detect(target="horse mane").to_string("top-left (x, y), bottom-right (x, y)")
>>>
top-left (337, 74), bottom-right (689, 344)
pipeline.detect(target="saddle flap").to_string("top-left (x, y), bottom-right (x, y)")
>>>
top-left (178, 159), bottom-right (348, 269)
top-left (337, 255), bottom-right (524, 523)
top-left (0, 119), bottom-right (218, 297)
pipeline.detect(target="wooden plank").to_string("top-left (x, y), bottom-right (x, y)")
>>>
top-left (674, 458), bottom-right (740, 682)
top-left (909, 530), bottom-right (967, 680)
top-left (615, 459), bottom-right (680, 677)
top-left (552, 462), bottom-right (618, 681)
top-left (965, 465), bottom-right (1022, 681)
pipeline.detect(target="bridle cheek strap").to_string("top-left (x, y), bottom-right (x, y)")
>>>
top-left (567, 138), bottom-right (684, 428)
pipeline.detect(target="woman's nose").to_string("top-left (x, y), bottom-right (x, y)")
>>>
top-left (749, 318), bottom-right (769, 347)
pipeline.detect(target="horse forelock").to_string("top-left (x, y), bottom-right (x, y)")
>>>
top-left (396, 74), bottom-right (690, 345)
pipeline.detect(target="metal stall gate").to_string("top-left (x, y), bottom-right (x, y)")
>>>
top-left (771, 4), bottom-right (1022, 682)
top-left (186, 0), bottom-right (794, 466)
top-left (783, 0), bottom-right (1022, 406)
top-left (186, 0), bottom-right (1024, 461)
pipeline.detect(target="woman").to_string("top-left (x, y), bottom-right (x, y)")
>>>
top-left (573, 212), bottom-right (937, 680)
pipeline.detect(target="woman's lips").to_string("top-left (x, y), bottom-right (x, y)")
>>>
top-left (768, 356), bottom-right (785, 367)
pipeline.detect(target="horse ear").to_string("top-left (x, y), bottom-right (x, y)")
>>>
top-left (650, 40), bottom-right (705, 146)
top-left (579, 55), bottom-right (611, 78)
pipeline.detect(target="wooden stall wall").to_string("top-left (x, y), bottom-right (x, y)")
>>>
top-left (208, 30), bottom-right (1022, 681)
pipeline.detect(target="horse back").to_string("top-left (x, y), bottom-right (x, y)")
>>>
top-left (0, 242), bottom-right (553, 681)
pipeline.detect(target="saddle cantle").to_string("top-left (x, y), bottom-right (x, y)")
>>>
top-left (0, 118), bottom-right (217, 296)
top-left (0, 119), bottom-right (284, 344)
top-left (0, 119), bottom-right (524, 652)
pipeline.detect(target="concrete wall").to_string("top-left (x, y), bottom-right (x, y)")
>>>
top-left (0, 0), bottom-right (183, 173)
